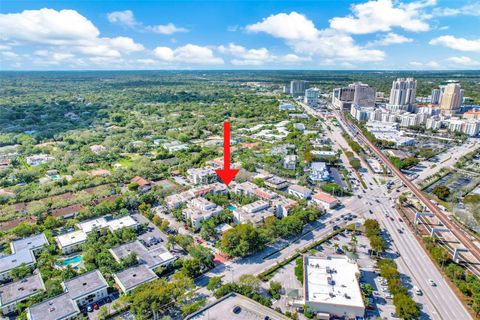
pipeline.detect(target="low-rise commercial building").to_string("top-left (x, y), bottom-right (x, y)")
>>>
top-left (288, 184), bottom-right (312, 200)
top-left (300, 256), bottom-right (365, 319)
top-left (0, 273), bottom-right (45, 315)
top-left (312, 192), bottom-right (339, 210)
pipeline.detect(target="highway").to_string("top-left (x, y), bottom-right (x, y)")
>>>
top-left (351, 187), bottom-right (472, 320)
top-left (341, 113), bottom-right (480, 261)
top-left (299, 102), bottom-right (473, 319)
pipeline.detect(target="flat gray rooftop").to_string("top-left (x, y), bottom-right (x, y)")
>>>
top-left (0, 250), bottom-right (35, 274)
top-left (110, 241), bottom-right (174, 269)
top-left (185, 293), bottom-right (289, 320)
top-left (113, 264), bottom-right (158, 293)
top-left (0, 273), bottom-right (44, 306)
top-left (27, 293), bottom-right (79, 320)
top-left (11, 234), bottom-right (48, 252)
top-left (63, 270), bottom-right (108, 300)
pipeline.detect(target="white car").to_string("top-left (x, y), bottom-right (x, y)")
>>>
top-left (428, 279), bottom-right (436, 286)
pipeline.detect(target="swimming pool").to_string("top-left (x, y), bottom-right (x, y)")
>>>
top-left (58, 255), bottom-right (83, 266)
top-left (226, 205), bottom-right (236, 211)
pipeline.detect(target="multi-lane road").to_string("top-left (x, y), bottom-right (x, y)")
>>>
top-left (299, 102), bottom-right (473, 319)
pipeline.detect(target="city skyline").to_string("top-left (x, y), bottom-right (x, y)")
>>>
top-left (1, 0), bottom-right (480, 70)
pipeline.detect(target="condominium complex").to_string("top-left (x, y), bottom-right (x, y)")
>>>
top-left (440, 83), bottom-right (463, 114)
top-left (388, 78), bottom-right (416, 112)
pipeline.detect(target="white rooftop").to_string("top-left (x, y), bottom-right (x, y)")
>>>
top-left (304, 256), bottom-right (364, 309)
top-left (55, 230), bottom-right (87, 248)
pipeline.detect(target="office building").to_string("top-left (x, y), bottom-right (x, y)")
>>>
top-left (431, 88), bottom-right (441, 105)
top-left (290, 80), bottom-right (308, 97)
top-left (304, 88), bottom-right (320, 106)
top-left (332, 86), bottom-right (355, 110)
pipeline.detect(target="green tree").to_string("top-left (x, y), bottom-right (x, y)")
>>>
top-left (432, 185), bottom-right (450, 200)
top-left (189, 245), bottom-right (214, 270)
top-left (269, 280), bottom-right (282, 299)
top-left (207, 276), bottom-right (223, 291)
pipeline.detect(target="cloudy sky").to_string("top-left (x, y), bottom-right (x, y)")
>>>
top-left (0, 0), bottom-right (479, 70)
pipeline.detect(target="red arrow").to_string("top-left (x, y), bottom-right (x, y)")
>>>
top-left (215, 121), bottom-right (239, 186)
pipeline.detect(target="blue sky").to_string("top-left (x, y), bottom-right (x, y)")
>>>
top-left (0, 0), bottom-right (479, 70)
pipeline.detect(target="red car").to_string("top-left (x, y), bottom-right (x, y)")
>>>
top-left (93, 304), bottom-right (99, 310)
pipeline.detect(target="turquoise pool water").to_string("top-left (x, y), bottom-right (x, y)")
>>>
top-left (50, 175), bottom-right (61, 180)
top-left (58, 255), bottom-right (83, 266)
top-left (227, 205), bottom-right (236, 211)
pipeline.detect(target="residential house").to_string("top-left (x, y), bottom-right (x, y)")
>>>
top-left (131, 176), bottom-right (151, 193)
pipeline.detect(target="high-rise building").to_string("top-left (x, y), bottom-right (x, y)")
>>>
top-left (332, 87), bottom-right (355, 110)
top-left (304, 88), bottom-right (320, 106)
top-left (388, 78), bottom-right (416, 111)
top-left (431, 89), bottom-right (441, 105)
top-left (333, 82), bottom-right (375, 110)
top-left (352, 82), bottom-right (376, 108)
top-left (290, 80), bottom-right (308, 97)
top-left (440, 83), bottom-right (462, 113)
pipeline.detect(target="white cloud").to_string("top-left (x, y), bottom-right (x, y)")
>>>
top-left (107, 10), bottom-right (188, 35)
top-left (433, 3), bottom-right (480, 17)
top-left (1, 51), bottom-right (19, 59)
top-left (0, 8), bottom-right (100, 45)
top-left (218, 43), bottom-right (311, 66)
top-left (329, 0), bottom-right (434, 34)
top-left (279, 54), bottom-right (311, 63)
top-left (153, 44), bottom-right (223, 65)
top-left (245, 12), bottom-right (385, 62)
top-left (147, 23), bottom-right (188, 35)
top-left (107, 10), bottom-right (137, 27)
top-left (367, 32), bottom-right (413, 46)
top-left (409, 60), bottom-right (440, 69)
top-left (446, 56), bottom-right (480, 66)
top-left (246, 12), bottom-right (318, 41)
top-left (430, 36), bottom-right (480, 52)
top-left (0, 8), bottom-right (144, 60)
